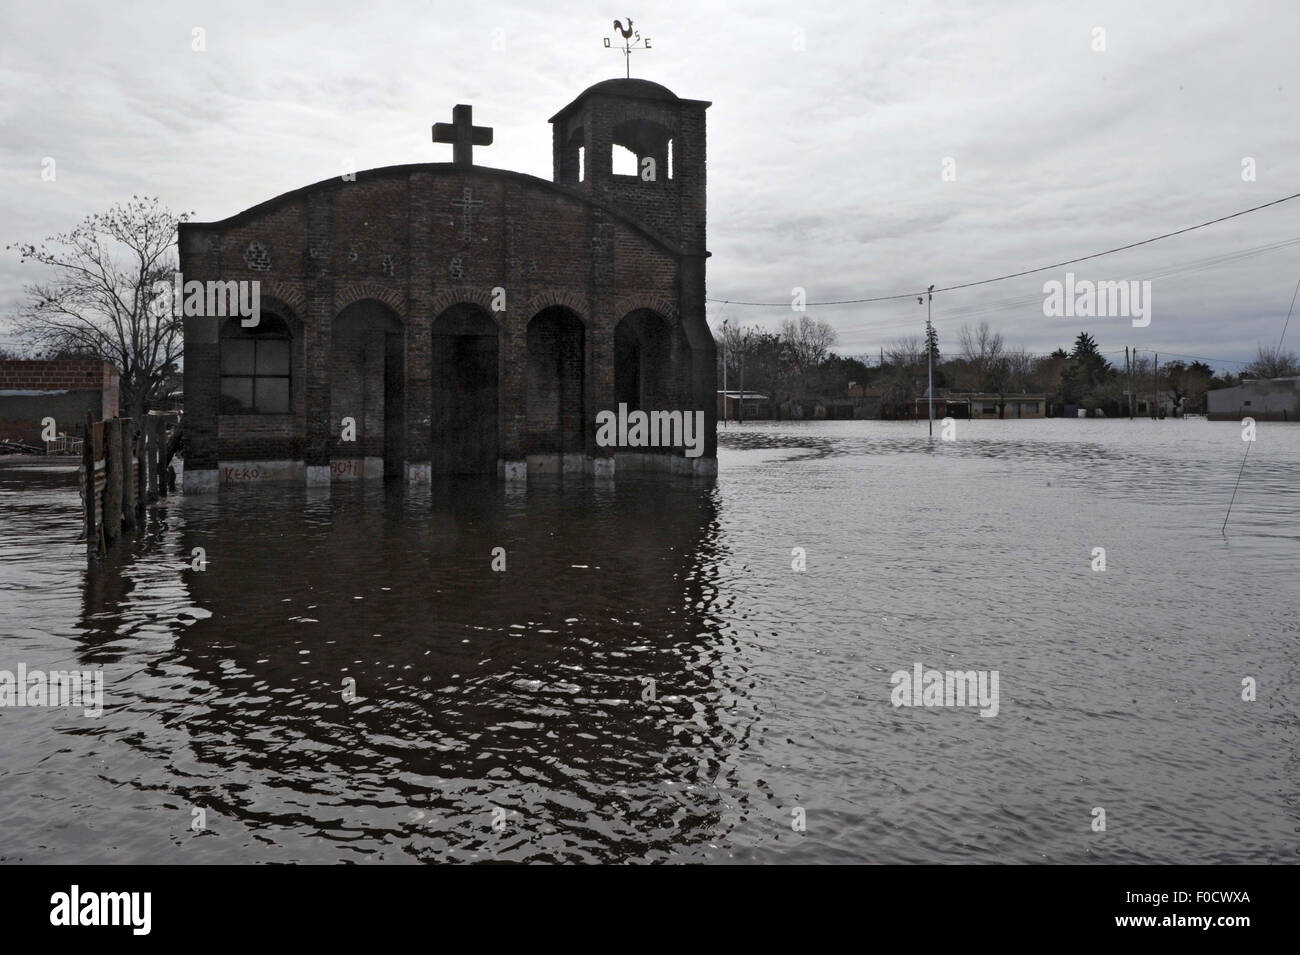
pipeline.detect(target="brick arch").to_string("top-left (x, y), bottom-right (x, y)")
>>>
top-left (612, 294), bottom-right (680, 324)
top-left (521, 290), bottom-right (589, 325)
top-left (258, 291), bottom-right (305, 340)
top-left (334, 281), bottom-right (406, 318)
top-left (260, 280), bottom-right (307, 318)
top-left (429, 287), bottom-right (499, 324)
top-left (254, 299), bottom-right (305, 340)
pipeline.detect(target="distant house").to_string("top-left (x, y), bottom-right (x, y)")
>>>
top-left (717, 390), bottom-right (771, 420)
top-left (0, 359), bottom-right (120, 449)
top-left (785, 387), bottom-right (872, 419)
top-left (844, 383), bottom-right (885, 419)
top-left (950, 393), bottom-right (1047, 419)
top-left (1207, 377), bottom-right (1300, 421)
top-left (1123, 389), bottom-right (1180, 417)
top-left (912, 392), bottom-right (968, 419)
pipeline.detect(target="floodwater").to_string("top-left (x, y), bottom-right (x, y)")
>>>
top-left (0, 419), bottom-right (1296, 864)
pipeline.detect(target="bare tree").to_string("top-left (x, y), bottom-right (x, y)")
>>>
top-left (1004, 347), bottom-right (1036, 393)
top-left (881, 334), bottom-right (925, 414)
top-left (7, 196), bottom-right (191, 424)
top-left (958, 320), bottom-right (1011, 413)
top-left (780, 316), bottom-right (837, 374)
top-left (958, 321), bottom-right (1005, 376)
top-left (885, 334), bottom-right (925, 370)
top-left (1244, 343), bottom-right (1300, 379)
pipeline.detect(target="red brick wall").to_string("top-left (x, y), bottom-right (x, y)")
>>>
top-left (0, 359), bottom-right (119, 394)
top-left (0, 360), bottom-right (120, 444)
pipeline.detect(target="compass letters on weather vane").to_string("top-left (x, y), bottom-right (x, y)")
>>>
top-left (603, 18), bottom-right (651, 78)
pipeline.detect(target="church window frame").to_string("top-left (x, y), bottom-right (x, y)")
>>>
top-left (219, 314), bottom-right (292, 414)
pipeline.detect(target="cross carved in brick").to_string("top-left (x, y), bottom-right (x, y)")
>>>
top-left (451, 188), bottom-right (484, 243)
top-left (432, 104), bottom-right (493, 166)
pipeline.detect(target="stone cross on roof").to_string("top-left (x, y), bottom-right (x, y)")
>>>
top-left (432, 104), bottom-right (493, 166)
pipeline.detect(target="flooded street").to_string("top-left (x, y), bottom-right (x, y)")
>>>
top-left (1, 419), bottom-right (1296, 863)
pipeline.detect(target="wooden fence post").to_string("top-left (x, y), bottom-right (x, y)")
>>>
top-left (146, 415), bottom-right (158, 500)
top-left (122, 420), bottom-right (137, 532)
top-left (105, 418), bottom-right (123, 544)
top-left (83, 410), bottom-right (96, 558)
top-left (155, 416), bottom-right (167, 497)
top-left (136, 418), bottom-right (146, 514)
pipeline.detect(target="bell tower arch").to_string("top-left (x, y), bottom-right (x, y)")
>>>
top-left (550, 78), bottom-right (709, 254)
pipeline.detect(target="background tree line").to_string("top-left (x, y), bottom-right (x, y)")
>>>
top-left (715, 315), bottom-right (1297, 417)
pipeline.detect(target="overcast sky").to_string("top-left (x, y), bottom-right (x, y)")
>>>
top-left (2, 0), bottom-right (1298, 369)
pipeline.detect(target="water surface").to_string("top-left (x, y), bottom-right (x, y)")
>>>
top-left (1, 419), bottom-right (1296, 863)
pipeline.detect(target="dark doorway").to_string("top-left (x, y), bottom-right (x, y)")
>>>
top-left (526, 307), bottom-right (585, 456)
top-left (613, 310), bottom-right (691, 453)
top-left (431, 304), bottom-right (499, 474)
top-left (331, 301), bottom-right (404, 479)
top-left (383, 332), bottom-right (404, 478)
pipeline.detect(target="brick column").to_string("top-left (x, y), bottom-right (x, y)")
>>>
top-left (680, 254), bottom-right (717, 466)
top-left (304, 193), bottom-right (333, 485)
top-left (179, 227), bottom-right (219, 492)
top-left (499, 297), bottom-right (527, 479)
top-left (406, 171), bottom-right (433, 481)
top-left (588, 293), bottom-right (615, 475)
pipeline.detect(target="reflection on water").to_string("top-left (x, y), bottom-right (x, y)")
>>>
top-left (1, 419), bottom-right (1297, 863)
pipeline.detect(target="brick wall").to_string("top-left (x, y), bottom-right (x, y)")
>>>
top-left (0, 360), bottom-right (120, 445)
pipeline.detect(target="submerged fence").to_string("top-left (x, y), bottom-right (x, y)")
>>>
top-left (45, 432), bottom-right (84, 455)
top-left (79, 411), bottom-right (180, 558)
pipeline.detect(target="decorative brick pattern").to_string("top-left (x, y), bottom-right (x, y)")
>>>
top-left (243, 241), bottom-right (272, 271)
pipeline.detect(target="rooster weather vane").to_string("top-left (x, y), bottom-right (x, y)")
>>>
top-left (604, 18), bottom-right (651, 78)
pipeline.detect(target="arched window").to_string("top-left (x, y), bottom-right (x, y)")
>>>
top-left (220, 314), bottom-right (291, 413)
top-left (611, 143), bottom-right (638, 176)
top-left (611, 118), bottom-right (672, 181)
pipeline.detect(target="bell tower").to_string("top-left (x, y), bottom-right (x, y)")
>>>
top-left (550, 78), bottom-right (709, 254)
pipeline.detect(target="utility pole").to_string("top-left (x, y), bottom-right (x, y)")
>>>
top-left (1125, 347), bottom-right (1133, 419)
top-left (738, 333), bottom-right (745, 424)
top-left (919, 285), bottom-right (935, 436)
top-left (1153, 352), bottom-right (1159, 419)
top-left (722, 319), bottom-right (729, 427)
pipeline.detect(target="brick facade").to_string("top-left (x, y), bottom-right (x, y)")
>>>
top-left (0, 360), bottom-right (119, 446)
top-left (180, 78), bottom-right (716, 491)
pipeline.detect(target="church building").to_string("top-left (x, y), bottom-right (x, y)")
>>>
top-left (179, 78), bottom-right (715, 491)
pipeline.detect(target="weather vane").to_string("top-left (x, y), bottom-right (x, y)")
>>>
top-left (604, 18), bottom-right (651, 78)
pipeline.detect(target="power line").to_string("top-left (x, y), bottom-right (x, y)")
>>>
top-left (1130, 348), bottom-right (1252, 366)
top-left (1223, 441), bottom-right (1252, 537)
top-left (1275, 276), bottom-right (1300, 354)
top-left (843, 347), bottom-right (1250, 368)
top-left (710, 235), bottom-right (1300, 345)
top-left (709, 190), bottom-right (1300, 308)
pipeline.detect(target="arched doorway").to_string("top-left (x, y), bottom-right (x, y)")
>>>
top-left (431, 303), bottom-right (499, 474)
top-left (614, 308), bottom-right (692, 452)
top-left (525, 307), bottom-right (585, 459)
top-left (330, 300), bottom-right (405, 479)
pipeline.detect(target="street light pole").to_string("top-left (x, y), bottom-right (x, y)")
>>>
top-left (919, 285), bottom-right (935, 437)
top-left (722, 319), bottom-right (729, 427)
top-left (739, 331), bottom-right (746, 424)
